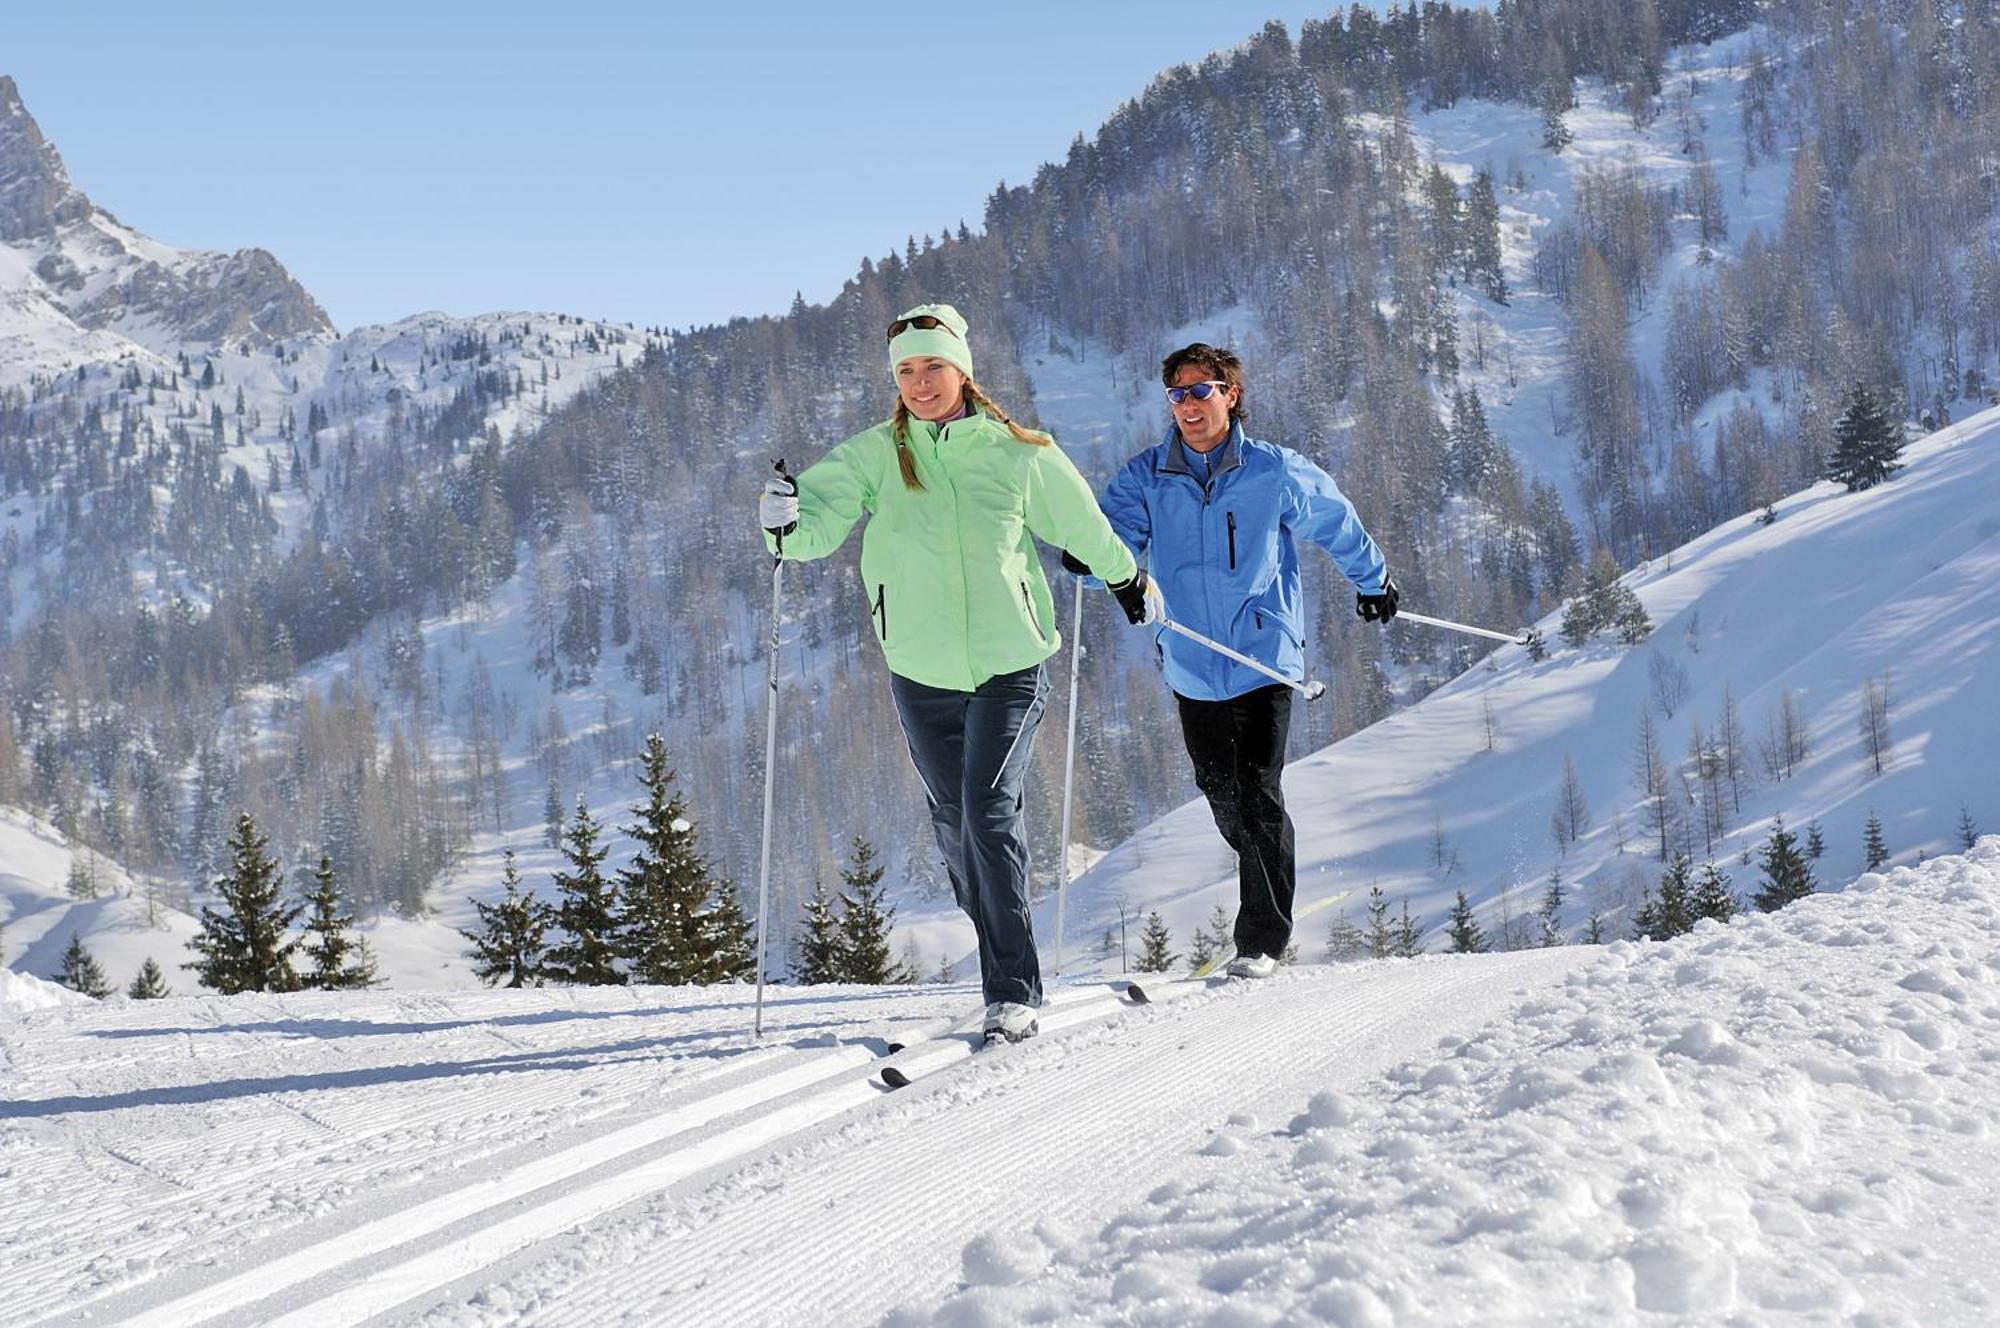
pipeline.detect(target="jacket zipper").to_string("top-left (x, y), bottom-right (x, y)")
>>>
top-left (1227, 511), bottom-right (1237, 570)
top-left (872, 583), bottom-right (888, 641)
top-left (1021, 581), bottom-right (1046, 641)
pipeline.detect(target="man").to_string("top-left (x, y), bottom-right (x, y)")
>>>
top-left (1072, 343), bottom-right (1397, 978)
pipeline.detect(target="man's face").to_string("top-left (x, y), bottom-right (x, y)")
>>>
top-left (1168, 362), bottom-right (1237, 453)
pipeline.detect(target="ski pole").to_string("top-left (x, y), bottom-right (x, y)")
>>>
top-left (1394, 610), bottom-right (1532, 647)
top-left (1161, 616), bottom-right (1327, 701)
top-left (1053, 575), bottom-right (1084, 978)
top-left (753, 459), bottom-right (791, 1039)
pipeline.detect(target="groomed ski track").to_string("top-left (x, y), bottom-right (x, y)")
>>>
top-left (8, 951), bottom-right (1587, 1326)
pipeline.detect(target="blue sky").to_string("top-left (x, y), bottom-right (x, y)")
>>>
top-left (7, 2), bottom-right (1357, 332)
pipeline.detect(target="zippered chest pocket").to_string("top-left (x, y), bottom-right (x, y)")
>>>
top-left (1226, 510), bottom-right (1237, 570)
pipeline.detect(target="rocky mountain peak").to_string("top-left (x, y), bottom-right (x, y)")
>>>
top-left (0, 75), bottom-right (92, 242)
top-left (0, 74), bottom-right (333, 348)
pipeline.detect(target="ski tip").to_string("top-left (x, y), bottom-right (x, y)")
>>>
top-left (1123, 982), bottom-right (1151, 1005)
top-left (885, 1041), bottom-right (906, 1056)
top-left (880, 1066), bottom-right (913, 1090)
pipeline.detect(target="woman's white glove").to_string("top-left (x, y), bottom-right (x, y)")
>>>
top-left (759, 474), bottom-right (799, 536)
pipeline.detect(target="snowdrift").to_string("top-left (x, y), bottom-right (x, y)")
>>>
top-left (913, 838), bottom-right (2000, 1325)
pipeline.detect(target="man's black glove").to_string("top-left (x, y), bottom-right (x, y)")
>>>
top-left (1108, 569), bottom-right (1165, 626)
top-left (1356, 576), bottom-right (1400, 623)
top-left (1060, 550), bottom-right (1093, 577)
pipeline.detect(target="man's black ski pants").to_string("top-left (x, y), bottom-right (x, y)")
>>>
top-left (890, 663), bottom-right (1050, 1007)
top-left (1175, 683), bottom-right (1296, 961)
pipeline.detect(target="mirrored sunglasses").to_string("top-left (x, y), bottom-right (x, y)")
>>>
top-left (1166, 380), bottom-right (1231, 405)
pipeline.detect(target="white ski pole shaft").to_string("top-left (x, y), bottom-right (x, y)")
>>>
top-left (1054, 576), bottom-right (1084, 978)
top-left (753, 460), bottom-right (791, 1040)
top-left (1161, 617), bottom-right (1326, 700)
top-left (1394, 610), bottom-right (1531, 646)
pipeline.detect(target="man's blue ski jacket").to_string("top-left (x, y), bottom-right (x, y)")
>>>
top-left (1098, 421), bottom-right (1389, 702)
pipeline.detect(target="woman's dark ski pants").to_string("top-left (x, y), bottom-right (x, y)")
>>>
top-left (890, 664), bottom-right (1050, 1007)
top-left (1175, 683), bottom-right (1296, 961)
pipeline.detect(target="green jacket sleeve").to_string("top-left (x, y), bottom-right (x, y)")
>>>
top-left (1024, 442), bottom-right (1138, 585)
top-left (762, 429), bottom-right (882, 561)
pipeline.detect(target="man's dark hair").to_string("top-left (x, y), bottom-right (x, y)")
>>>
top-left (1160, 343), bottom-right (1247, 423)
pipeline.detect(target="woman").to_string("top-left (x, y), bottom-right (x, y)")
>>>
top-left (758, 303), bottom-right (1159, 1041)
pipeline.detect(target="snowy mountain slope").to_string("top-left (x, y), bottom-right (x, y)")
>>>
top-left (0, 75), bottom-right (652, 634)
top-left (1413, 27), bottom-right (1798, 507)
top-left (1058, 403), bottom-right (2000, 967)
top-left (3, 842), bottom-right (1995, 1324)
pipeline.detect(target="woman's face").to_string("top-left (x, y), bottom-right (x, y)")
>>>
top-left (896, 357), bottom-right (968, 423)
top-left (1168, 362), bottom-right (1238, 453)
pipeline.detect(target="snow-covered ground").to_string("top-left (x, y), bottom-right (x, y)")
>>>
top-left (5, 841), bottom-right (1996, 1325)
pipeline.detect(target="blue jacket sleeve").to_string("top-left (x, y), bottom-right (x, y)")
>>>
top-left (1097, 455), bottom-right (1153, 569)
top-left (1283, 449), bottom-right (1388, 594)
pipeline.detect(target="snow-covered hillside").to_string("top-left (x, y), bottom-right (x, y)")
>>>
top-left (1062, 403), bottom-right (2000, 969)
top-left (4, 840), bottom-right (1995, 1324)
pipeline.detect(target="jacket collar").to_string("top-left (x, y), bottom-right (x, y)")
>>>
top-left (1160, 420), bottom-right (1246, 483)
top-left (903, 402), bottom-right (984, 447)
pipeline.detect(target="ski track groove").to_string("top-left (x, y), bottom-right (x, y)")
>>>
top-left (7, 1032), bottom-right (765, 1321)
top-left (17, 987), bottom-right (1118, 1326)
top-left (5, 1017), bottom-right (804, 1322)
top-left (184, 988), bottom-right (1141, 1328)
top-left (405, 953), bottom-right (1587, 1327)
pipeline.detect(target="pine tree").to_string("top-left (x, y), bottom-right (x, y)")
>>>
top-left (1364, 885), bottom-right (1394, 958)
top-left (56, 932), bottom-right (112, 998)
top-left (1325, 911), bottom-right (1367, 962)
top-left (1692, 861), bottom-right (1737, 924)
top-left (1135, 911), bottom-right (1177, 973)
top-left (187, 812), bottom-right (303, 994)
top-left (619, 734), bottom-right (733, 985)
top-left (65, 854), bottom-right (99, 900)
top-left (542, 798), bottom-right (624, 985)
top-left (1826, 381), bottom-right (1904, 492)
top-left (127, 956), bottom-right (171, 999)
top-left (461, 849), bottom-right (550, 988)
top-left (1863, 810), bottom-right (1889, 870)
top-left (1958, 802), bottom-right (1981, 852)
top-left (837, 836), bottom-right (906, 984)
top-left (543, 777), bottom-right (564, 850)
top-left (793, 879), bottom-right (843, 984)
top-left (701, 883), bottom-right (757, 985)
top-left (1187, 920), bottom-right (1218, 973)
top-left (1538, 869), bottom-right (1567, 946)
top-left (1188, 902), bottom-right (1232, 973)
top-left (300, 852), bottom-right (378, 991)
top-left (1753, 817), bottom-right (1818, 912)
top-left (1464, 166), bottom-right (1508, 304)
top-left (1446, 890), bottom-right (1486, 953)
top-left (1634, 853), bottom-right (1697, 940)
top-left (1806, 819), bottom-right (1826, 860)
top-left (1393, 901), bottom-right (1426, 958)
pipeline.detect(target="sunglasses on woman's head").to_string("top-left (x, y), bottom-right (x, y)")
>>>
top-left (1166, 380), bottom-right (1231, 404)
top-left (887, 315), bottom-right (961, 340)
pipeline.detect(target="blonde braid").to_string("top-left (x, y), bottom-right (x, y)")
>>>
top-left (891, 398), bottom-right (925, 490)
top-left (963, 380), bottom-right (1052, 447)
